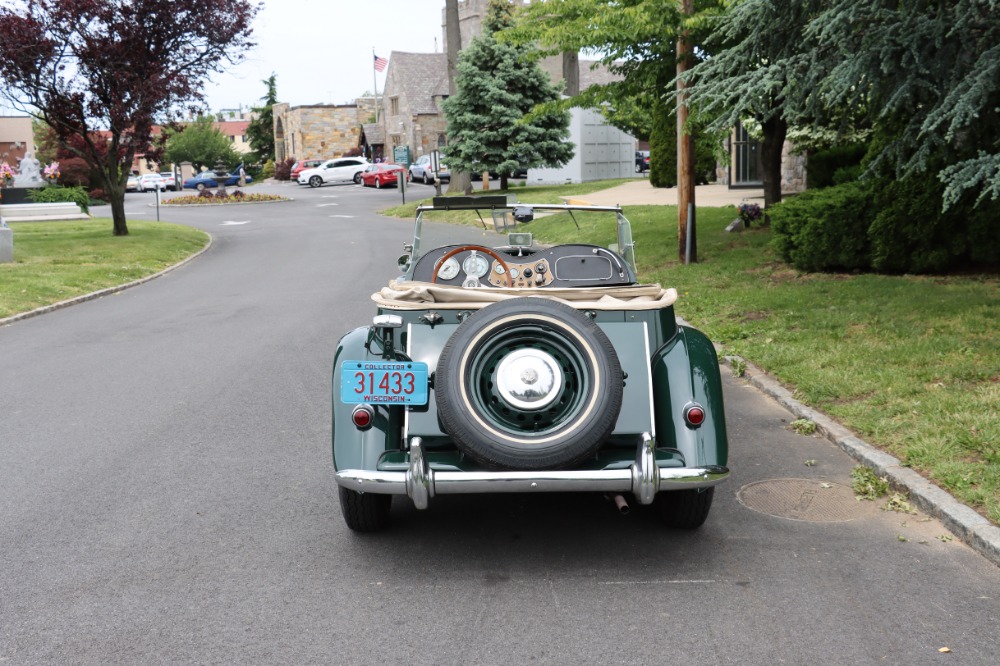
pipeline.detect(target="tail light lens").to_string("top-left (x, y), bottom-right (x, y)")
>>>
top-left (352, 404), bottom-right (374, 430)
top-left (683, 403), bottom-right (706, 428)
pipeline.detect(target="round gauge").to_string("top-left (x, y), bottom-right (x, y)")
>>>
top-left (509, 267), bottom-right (520, 279)
top-left (437, 256), bottom-right (461, 281)
top-left (462, 253), bottom-right (490, 278)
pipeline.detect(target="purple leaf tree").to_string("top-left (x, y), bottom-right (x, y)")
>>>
top-left (0, 0), bottom-right (259, 235)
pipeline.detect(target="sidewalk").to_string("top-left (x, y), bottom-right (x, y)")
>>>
top-left (563, 179), bottom-right (764, 208)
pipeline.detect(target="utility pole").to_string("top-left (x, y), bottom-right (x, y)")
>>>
top-left (676, 0), bottom-right (696, 263)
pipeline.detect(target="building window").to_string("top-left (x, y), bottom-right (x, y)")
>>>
top-left (390, 97), bottom-right (399, 116)
top-left (437, 134), bottom-right (447, 148)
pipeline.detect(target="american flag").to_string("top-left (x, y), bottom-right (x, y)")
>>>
top-left (374, 54), bottom-right (388, 72)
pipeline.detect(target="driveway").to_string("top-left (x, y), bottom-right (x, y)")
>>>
top-left (0, 181), bottom-right (997, 663)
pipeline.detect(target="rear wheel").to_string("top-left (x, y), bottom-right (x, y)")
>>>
top-left (654, 488), bottom-right (714, 529)
top-left (195, 183), bottom-right (206, 191)
top-left (338, 487), bottom-right (391, 532)
top-left (309, 176), bottom-right (322, 188)
top-left (423, 172), bottom-right (431, 185)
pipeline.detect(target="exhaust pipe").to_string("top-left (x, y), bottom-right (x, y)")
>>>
top-left (606, 493), bottom-right (630, 515)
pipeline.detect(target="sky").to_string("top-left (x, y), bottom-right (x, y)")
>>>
top-left (205, 0), bottom-right (448, 112)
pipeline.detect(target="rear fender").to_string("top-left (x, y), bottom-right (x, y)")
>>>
top-left (332, 326), bottom-right (404, 472)
top-left (651, 326), bottom-right (728, 467)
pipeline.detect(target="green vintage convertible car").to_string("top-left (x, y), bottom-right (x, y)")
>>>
top-left (332, 196), bottom-right (729, 531)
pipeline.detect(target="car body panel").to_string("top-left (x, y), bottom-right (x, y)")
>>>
top-left (408, 154), bottom-right (451, 183)
top-left (290, 159), bottom-right (324, 180)
top-left (182, 172), bottom-right (253, 189)
top-left (136, 173), bottom-right (167, 191)
top-left (297, 158), bottom-right (370, 186)
top-left (360, 163), bottom-right (409, 188)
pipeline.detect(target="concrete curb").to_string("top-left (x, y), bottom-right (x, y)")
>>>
top-left (723, 355), bottom-right (1000, 568)
top-left (0, 232), bottom-right (213, 328)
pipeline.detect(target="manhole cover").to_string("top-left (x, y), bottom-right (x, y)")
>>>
top-left (737, 478), bottom-right (868, 522)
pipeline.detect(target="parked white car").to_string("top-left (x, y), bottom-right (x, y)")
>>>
top-left (159, 171), bottom-right (181, 191)
top-left (408, 154), bottom-right (450, 184)
top-left (297, 157), bottom-right (370, 187)
top-left (136, 173), bottom-right (167, 192)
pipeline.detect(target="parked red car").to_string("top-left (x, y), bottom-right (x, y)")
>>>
top-left (290, 159), bottom-right (324, 180)
top-left (360, 163), bottom-right (409, 188)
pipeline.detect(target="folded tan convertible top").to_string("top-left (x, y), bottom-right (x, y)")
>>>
top-left (372, 280), bottom-right (678, 311)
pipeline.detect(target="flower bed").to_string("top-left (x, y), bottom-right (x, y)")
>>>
top-left (164, 190), bottom-right (287, 205)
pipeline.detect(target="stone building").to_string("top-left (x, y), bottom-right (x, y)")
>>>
top-left (272, 98), bottom-right (377, 163)
top-left (0, 116), bottom-right (34, 170)
top-left (379, 52), bottom-right (451, 161)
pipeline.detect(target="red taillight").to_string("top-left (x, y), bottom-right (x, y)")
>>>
top-left (352, 405), bottom-right (374, 430)
top-left (684, 404), bottom-right (706, 428)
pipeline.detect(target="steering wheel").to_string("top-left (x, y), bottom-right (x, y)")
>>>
top-left (432, 245), bottom-right (512, 288)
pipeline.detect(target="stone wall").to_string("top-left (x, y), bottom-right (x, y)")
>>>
top-left (273, 103), bottom-right (373, 162)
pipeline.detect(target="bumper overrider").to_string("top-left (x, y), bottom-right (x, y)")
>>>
top-left (335, 433), bottom-right (730, 510)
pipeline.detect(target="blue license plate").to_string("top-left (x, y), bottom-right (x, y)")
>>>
top-left (340, 361), bottom-right (429, 405)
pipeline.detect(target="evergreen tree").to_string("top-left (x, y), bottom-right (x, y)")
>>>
top-left (806, 0), bottom-right (1000, 209)
top-left (443, 0), bottom-right (573, 191)
top-left (681, 0), bottom-right (824, 207)
top-left (246, 73), bottom-right (277, 164)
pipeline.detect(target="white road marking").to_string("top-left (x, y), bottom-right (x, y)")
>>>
top-left (329, 215), bottom-right (355, 218)
top-left (317, 203), bottom-right (339, 207)
top-left (221, 221), bottom-right (250, 225)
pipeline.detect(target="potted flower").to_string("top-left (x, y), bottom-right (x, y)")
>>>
top-left (0, 162), bottom-right (14, 188)
top-left (737, 201), bottom-right (763, 228)
top-left (43, 161), bottom-right (60, 185)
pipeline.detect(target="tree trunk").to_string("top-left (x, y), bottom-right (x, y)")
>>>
top-left (761, 116), bottom-right (787, 208)
top-left (445, 0), bottom-right (472, 195)
top-left (499, 173), bottom-right (509, 191)
top-left (562, 51), bottom-right (580, 96)
top-left (100, 163), bottom-right (130, 236)
top-left (676, 0), bottom-right (696, 263)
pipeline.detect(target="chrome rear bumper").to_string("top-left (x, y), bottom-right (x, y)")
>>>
top-left (335, 433), bottom-right (729, 510)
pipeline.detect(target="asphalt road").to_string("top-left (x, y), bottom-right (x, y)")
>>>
top-left (1, 180), bottom-right (998, 664)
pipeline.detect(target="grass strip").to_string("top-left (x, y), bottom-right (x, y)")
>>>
top-left (0, 219), bottom-right (209, 319)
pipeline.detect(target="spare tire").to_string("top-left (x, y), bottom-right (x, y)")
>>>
top-left (435, 298), bottom-right (623, 470)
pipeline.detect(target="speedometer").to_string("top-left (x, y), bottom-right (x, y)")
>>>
top-left (462, 252), bottom-right (490, 278)
top-left (437, 257), bottom-right (461, 281)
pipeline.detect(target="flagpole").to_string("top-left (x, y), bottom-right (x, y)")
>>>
top-left (373, 48), bottom-right (379, 125)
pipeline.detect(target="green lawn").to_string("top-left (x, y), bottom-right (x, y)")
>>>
top-left (385, 187), bottom-right (1000, 524)
top-left (0, 219), bottom-right (209, 319)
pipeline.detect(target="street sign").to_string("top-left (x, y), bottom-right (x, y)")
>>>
top-left (393, 146), bottom-right (411, 167)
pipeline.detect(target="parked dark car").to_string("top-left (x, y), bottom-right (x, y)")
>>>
top-left (635, 151), bottom-right (650, 173)
top-left (182, 171), bottom-right (253, 191)
top-left (331, 196), bottom-right (730, 532)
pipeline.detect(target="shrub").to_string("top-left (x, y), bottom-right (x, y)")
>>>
top-left (274, 157), bottom-right (295, 181)
top-left (57, 157), bottom-right (92, 188)
top-left (198, 188), bottom-right (215, 199)
top-left (868, 172), bottom-right (1000, 273)
top-left (807, 143), bottom-right (867, 188)
top-left (88, 188), bottom-right (110, 202)
top-left (27, 185), bottom-right (90, 214)
top-left (770, 180), bottom-right (875, 271)
top-left (260, 159), bottom-right (275, 180)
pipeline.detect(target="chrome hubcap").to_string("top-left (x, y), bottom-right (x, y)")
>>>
top-left (495, 348), bottom-right (562, 410)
